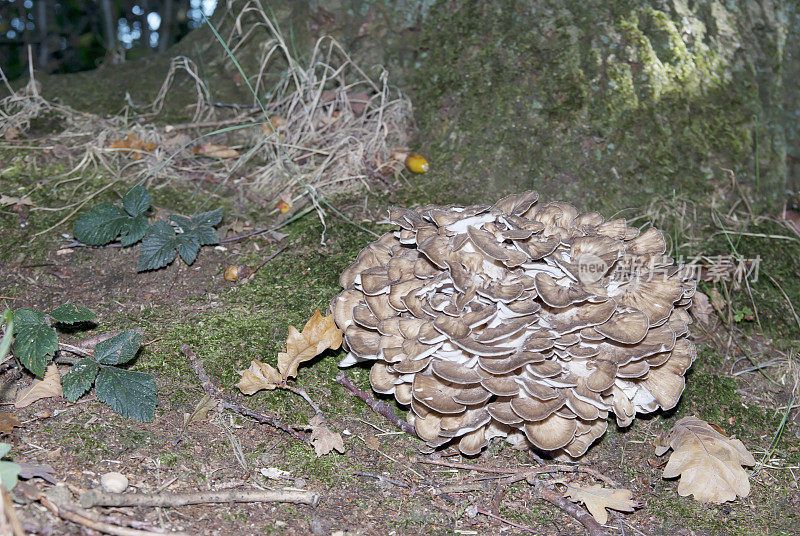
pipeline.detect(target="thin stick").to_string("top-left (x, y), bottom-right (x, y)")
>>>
top-left (181, 344), bottom-right (311, 445)
top-left (475, 506), bottom-right (538, 533)
top-left (534, 479), bottom-right (613, 536)
top-left (39, 497), bottom-right (183, 536)
top-left (336, 371), bottom-right (417, 437)
top-left (79, 488), bottom-right (319, 508)
top-left (249, 243), bottom-right (288, 277)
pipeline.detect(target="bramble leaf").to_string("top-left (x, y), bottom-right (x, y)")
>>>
top-left (175, 232), bottom-right (201, 265)
top-left (95, 367), bottom-right (157, 422)
top-left (122, 185), bottom-right (151, 217)
top-left (119, 213), bottom-right (149, 246)
top-left (191, 208), bottom-right (223, 228)
top-left (49, 304), bottom-right (96, 325)
top-left (12, 309), bottom-right (57, 377)
top-left (73, 202), bottom-right (129, 245)
top-left (61, 358), bottom-right (100, 401)
top-left (137, 221), bottom-right (178, 271)
top-left (94, 331), bottom-right (142, 365)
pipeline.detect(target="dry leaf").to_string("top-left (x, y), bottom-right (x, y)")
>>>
top-left (277, 311), bottom-right (342, 379)
top-left (15, 365), bottom-right (62, 408)
top-left (236, 360), bottom-right (283, 395)
top-left (690, 291), bottom-right (713, 325)
top-left (0, 412), bottom-right (20, 435)
top-left (108, 134), bottom-right (157, 159)
top-left (309, 415), bottom-right (344, 457)
top-left (563, 483), bottom-right (639, 525)
top-left (183, 394), bottom-right (218, 425)
top-left (656, 416), bottom-right (756, 503)
top-left (0, 195), bottom-right (35, 207)
top-left (707, 288), bottom-right (728, 319)
top-left (194, 143), bottom-right (240, 159)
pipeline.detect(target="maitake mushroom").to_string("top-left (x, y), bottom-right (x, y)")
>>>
top-left (331, 191), bottom-right (696, 458)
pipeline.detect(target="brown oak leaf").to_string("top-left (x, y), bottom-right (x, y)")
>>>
top-left (277, 310), bottom-right (342, 379)
top-left (563, 483), bottom-right (639, 525)
top-left (656, 416), bottom-right (756, 503)
top-left (309, 415), bottom-right (344, 457)
top-left (236, 361), bottom-right (283, 395)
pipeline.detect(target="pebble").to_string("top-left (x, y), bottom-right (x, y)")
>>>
top-left (100, 472), bottom-right (129, 494)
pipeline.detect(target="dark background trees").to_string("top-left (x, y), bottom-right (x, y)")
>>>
top-left (0, 0), bottom-right (216, 80)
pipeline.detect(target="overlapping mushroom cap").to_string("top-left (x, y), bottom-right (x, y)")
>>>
top-left (331, 191), bottom-right (696, 458)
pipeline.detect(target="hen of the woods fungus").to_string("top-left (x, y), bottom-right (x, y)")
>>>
top-left (331, 191), bottom-right (696, 458)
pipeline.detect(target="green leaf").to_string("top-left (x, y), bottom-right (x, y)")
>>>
top-left (119, 213), bottom-right (149, 246)
top-left (122, 186), bottom-right (151, 217)
top-left (0, 310), bottom-right (13, 365)
top-left (137, 221), bottom-right (177, 271)
top-left (95, 331), bottom-right (142, 365)
top-left (175, 232), bottom-right (201, 265)
top-left (0, 460), bottom-right (20, 491)
top-left (49, 304), bottom-right (96, 324)
top-left (95, 367), bottom-right (157, 422)
top-left (73, 203), bottom-right (129, 245)
top-left (194, 226), bottom-right (219, 246)
top-left (12, 308), bottom-right (46, 328)
top-left (191, 208), bottom-right (223, 228)
top-left (62, 358), bottom-right (100, 401)
top-left (12, 312), bottom-right (57, 377)
top-left (0, 443), bottom-right (10, 459)
top-left (169, 215), bottom-right (193, 232)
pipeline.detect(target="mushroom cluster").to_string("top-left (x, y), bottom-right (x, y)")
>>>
top-left (331, 191), bottom-right (696, 458)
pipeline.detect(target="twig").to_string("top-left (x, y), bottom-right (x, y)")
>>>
top-left (353, 471), bottom-right (410, 489)
top-left (418, 457), bottom-right (617, 536)
top-left (39, 496), bottom-right (183, 536)
top-left (79, 488), bottom-right (320, 508)
top-left (249, 243), bottom-right (288, 277)
top-left (534, 479), bottom-right (613, 536)
top-left (181, 344), bottom-right (311, 445)
top-left (475, 505), bottom-right (538, 533)
top-left (336, 371), bottom-right (417, 437)
top-left (1, 485), bottom-right (25, 536)
top-left (415, 458), bottom-right (620, 487)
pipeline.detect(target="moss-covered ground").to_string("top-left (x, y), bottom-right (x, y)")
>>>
top-left (1, 0), bottom-right (799, 534)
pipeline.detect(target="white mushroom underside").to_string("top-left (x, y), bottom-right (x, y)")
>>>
top-left (332, 191), bottom-right (696, 458)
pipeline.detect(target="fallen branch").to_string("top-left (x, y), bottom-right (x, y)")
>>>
top-left (182, 344), bottom-right (311, 445)
top-left (79, 488), bottom-right (320, 509)
top-left (336, 371), bottom-right (417, 437)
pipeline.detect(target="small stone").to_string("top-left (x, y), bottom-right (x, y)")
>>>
top-left (293, 477), bottom-right (307, 489)
top-left (100, 472), bottom-right (129, 494)
top-left (309, 516), bottom-right (330, 536)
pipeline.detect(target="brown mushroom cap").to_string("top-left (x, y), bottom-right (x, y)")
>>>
top-left (332, 190), bottom-right (696, 458)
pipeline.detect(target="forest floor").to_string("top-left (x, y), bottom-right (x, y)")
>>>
top-left (1, 21), bottom-right (800, 536)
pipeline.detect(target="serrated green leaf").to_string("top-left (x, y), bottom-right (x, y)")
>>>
top-left (191, 208), bottom-right (223, 228)
top-left (12, 308), bottom-right (46, 328)
top-left (122, 185), bottom-right (151, 217)
top-left (95, 367), bottom-right (157, 422)
top-left (95, 331), bottom-right (142, 365)
top-left (119, 213), bottom-right (149, 246)
top-left (0, 460), bottom-right (20, 491)
top-left (169, 215), bottom-right (193, 232)
top-left (194, 226), bottom-right (219, 246)
top-left (49, 304), bottom-right (96, 324)
top-left (13, 324), bottom-right (57, 377)
top-left (175, 233), bottom-right (201, 265)
top-left (73, 203), bottom-right (129, 245)
top-left (0, 310), bottom-right (13, 365)
top-left (137, 221), bottom-right (177, 272)
top-left (61, 358), bottom-right (100, 401)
